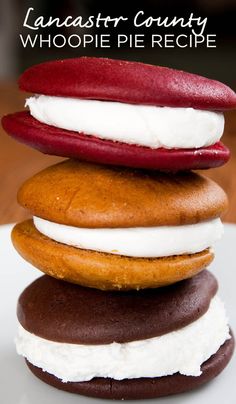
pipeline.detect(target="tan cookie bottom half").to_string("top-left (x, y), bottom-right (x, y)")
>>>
top-left (12, 219), bottom-right (214, 291)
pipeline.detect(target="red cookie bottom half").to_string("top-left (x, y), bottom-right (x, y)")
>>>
top-left (2, 112), bottom-right (230, 171)
top-left (25, 334), bottom-right (234, 400)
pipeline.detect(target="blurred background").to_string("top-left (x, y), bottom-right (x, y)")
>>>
top-left (0, 0), bottom-right (236, 224)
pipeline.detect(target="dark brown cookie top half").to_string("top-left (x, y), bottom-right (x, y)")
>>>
top-left (17, 270), bottom-right (217, 344)
top-left (17, 159), bottom-right (227, 228)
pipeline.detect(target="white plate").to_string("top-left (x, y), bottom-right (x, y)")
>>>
top-left (0, 223), bottom-right (235, 404)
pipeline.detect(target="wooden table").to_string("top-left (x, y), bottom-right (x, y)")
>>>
top-left (1, 82), bottom-right (236, 224)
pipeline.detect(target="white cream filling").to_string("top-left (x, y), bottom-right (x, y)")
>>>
top-left (26, 95), bottom-right (224, 149)
top-left (33, 216), bottom-right (223, 258)
top-left (15, 295), bottom-right (230, 382)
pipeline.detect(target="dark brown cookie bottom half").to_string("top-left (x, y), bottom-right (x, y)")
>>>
top-left (26, 333), bottom-right (234, 400)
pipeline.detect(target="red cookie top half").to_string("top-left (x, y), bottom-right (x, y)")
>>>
top-left (19, 57), bottom-right (236, 110)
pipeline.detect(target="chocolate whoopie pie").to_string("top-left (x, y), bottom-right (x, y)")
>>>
top-left (12, 159), bottom-right (227, 290)
top-left (15, 271), bottom-right (234, 400)
top-left (2, 57), bottom-right (236, 171)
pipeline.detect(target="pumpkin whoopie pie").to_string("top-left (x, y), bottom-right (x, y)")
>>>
top-left (15, 271), bottom-right (234, 400)
top-left (3, 57), bottom-right (236, 170)
top-left (12, 159), bottom-right (227, 290)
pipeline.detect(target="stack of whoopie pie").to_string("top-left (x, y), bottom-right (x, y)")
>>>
top-left (2, 58), bottom-right (236, 400)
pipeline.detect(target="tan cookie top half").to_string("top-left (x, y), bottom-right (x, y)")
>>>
top-left (18, 160), bottom-right (227, 228)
